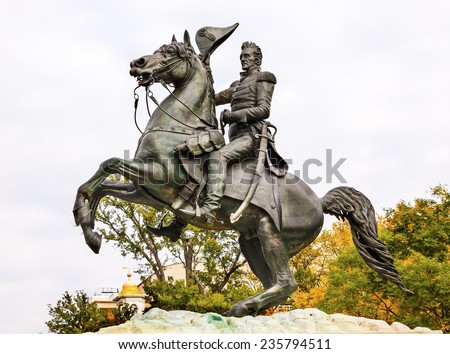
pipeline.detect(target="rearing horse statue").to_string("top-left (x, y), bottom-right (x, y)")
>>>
top-left (73, 27), bottom-right (412, 317)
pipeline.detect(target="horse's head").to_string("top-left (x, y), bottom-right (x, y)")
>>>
top-left (130, 31), bottom-right (197, 87)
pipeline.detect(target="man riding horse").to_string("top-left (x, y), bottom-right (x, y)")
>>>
top-left (148, 39), bottom-right (286, 241)
top-left (74, 24), bottom-right (412, 317)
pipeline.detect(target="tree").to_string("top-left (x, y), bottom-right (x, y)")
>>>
top-left (96, 194), bottom-right (247, 290)
top-left (96, 195), bottom-right (168, 280)
top-left (290, 221), bottom-right (353, 309)
top-left (318, 244), bottom-right (401, 323)
top-left (143, 278), bottom-right (256, 314)
top-left (394, 253), bottom-right (450, 332)
top-left (319, 185), bottom-right (450, 332)
top-left (95, 185), bottom-right (257, 312)
top-left (383, 184), bottom-right (450, 261)
top-left (46, 290), bottom-right (136, 333)
top-left (193, 229), bottom-right (248, 294)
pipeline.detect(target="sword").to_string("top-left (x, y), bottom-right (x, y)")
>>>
top-left (230, 121), bottom-right (272, 223)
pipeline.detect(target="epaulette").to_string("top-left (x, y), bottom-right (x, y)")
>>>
top-left (257, 71), bottom-right (277, 84)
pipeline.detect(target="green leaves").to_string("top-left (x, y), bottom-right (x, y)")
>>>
top-left (46, 290), bottom-right (136, 333)
top-left (319, 185), bottom-right (450, 332)
top-left (394, 253), bottom-right (450, 331)
top-left (383, 185), bottom-right (450, 261)
top-left (95, 194), bottom-right (255, 313)
top-left (144, 278), bottom-right (256, 314)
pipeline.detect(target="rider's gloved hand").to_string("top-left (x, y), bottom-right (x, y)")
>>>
top-left (221, 109), bottom-right (248, 125)
top-left (221, 109), bottom-right (249, 125)
top-left (221, 109), bottom-right (234, 124)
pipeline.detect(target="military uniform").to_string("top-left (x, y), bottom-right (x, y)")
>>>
top-left (147, 35), bottom-right (281, 236)
top-left (214, 68), bottom-right (287, 176)
top-left (216, 68), bottom-right (276, 144)
top-left (195, 68), bottom-right (278, 218)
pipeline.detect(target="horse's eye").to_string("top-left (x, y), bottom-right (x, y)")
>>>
top-left (167, 46), bottom-right (177, 54)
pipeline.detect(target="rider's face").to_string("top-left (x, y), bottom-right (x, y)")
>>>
top-left (240, 48), bottom-right (258, 71)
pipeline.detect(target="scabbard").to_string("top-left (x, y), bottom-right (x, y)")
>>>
top-left (230, 121), bottom-right (270, 223)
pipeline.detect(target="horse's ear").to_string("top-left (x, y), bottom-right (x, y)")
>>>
top-left (172, 34), bottom-right (177, 42)
top-left (183, 30), bottom-right (192, 48)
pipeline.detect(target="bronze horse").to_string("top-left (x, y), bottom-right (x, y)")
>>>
top-left (73, 30), bottom-right (411, 317)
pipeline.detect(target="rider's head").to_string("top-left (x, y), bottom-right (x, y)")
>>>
top-left (240, 41), bottom-right (262, 71)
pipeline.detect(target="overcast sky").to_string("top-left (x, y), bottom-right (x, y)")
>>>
top-left (0, 0), bottom-right (449, 333)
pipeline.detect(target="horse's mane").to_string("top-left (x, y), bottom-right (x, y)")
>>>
top-left (200, 60), bottom-right (215, 98)
top-left (158, 41), bottom-right (215, 99)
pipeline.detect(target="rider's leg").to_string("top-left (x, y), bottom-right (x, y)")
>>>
top-left (199, 149), bottom-right (227, 224)
top-left (183, 134), bottom-right (255, 224)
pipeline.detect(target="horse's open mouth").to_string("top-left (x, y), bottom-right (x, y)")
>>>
top-left (136, 73), bottom-right (153, 87)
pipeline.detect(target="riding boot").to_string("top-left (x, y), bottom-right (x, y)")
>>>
top-left (202, 156), bottom-right (227, 224)
top-left (146, 218), bottom-right (187, 242)
top-left (180, 152), bottom-right (227, 225)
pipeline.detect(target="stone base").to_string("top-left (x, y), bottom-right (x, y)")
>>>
top-left (98, 308), bottom-right (442, 334)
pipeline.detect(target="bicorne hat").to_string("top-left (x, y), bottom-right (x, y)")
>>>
top-left (195, 23), bottom-right (239, 63)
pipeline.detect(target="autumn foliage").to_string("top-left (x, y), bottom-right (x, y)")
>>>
top-left (290, 185), bottom-right (450, 333)
top-left (61, 180), bottom-right (449, 333)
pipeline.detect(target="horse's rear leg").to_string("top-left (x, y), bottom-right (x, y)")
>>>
top-left (238, 234), bottom-right (292, 315)
top-left (229, 216), bottom-right (298, 317)
top-left (239, 235), bottom-right (275, 290)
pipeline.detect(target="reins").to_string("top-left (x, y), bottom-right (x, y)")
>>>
top-left (132, 55), bottom-right (216, 133)
top-left (160, 81), bottom-right (215, 128)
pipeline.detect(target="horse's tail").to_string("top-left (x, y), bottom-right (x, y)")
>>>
top-left (321, 186), bottom-right (413, 294)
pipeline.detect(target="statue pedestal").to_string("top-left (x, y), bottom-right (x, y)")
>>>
top-left (97, 308), bottom-right (441, 334)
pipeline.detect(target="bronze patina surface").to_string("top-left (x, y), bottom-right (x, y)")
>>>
top-left (73, 24), bottom-right (411, 317)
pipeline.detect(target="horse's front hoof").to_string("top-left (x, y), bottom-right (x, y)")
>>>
top-left (81, 224), bottom-right (102, 254)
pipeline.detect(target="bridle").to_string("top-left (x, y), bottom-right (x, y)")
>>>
top-left (133, 53), bottom-right (215, 133)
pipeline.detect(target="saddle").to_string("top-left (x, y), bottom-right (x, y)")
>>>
top-left (172, 153), bottom-right (283, 231)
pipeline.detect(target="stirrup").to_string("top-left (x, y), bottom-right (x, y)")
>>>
top-left (179, 206), bottom-right (216, 226)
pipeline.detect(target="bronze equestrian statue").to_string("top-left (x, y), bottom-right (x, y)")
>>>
top-left (73, 24), bottom-right (412, 317)
top-left (149, 39), bottom-right (287, 239)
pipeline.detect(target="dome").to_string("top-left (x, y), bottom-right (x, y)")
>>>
top-left (118, 273), bottom-right (143, 297)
